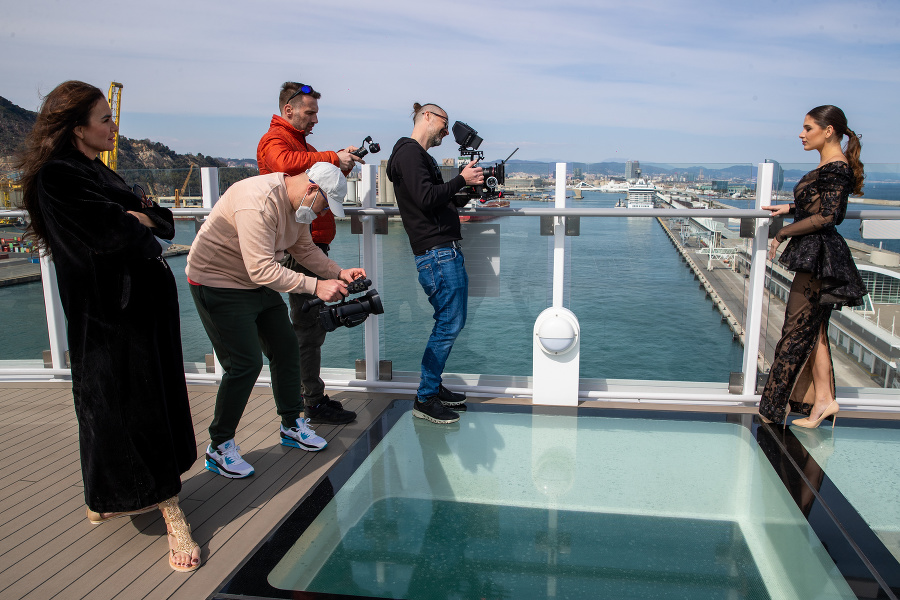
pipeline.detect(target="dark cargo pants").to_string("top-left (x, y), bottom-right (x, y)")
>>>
top-left (190, 283), bottom-right (303, 448)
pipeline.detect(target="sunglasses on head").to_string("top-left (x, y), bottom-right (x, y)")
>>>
top-left (287, 83), bottom-right (316, 103)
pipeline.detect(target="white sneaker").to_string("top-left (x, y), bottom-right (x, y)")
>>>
top-left (280, 418), bottom-right (327, 451)
top-left (205, 439), bottom-right (254, 478)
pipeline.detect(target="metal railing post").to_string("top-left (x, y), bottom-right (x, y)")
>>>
top-left (553, 163), bottom-right (567, 307)
top-left (200, 167), bottom-right (220, 209)
top-left (742, 162), bottom-right (774, 395)
top-left (359, 164), bottom-right (380, 382)
top-left (199, 167), bottom-right (224, 376)
top-left (39, 254), bottom-right (68, 369)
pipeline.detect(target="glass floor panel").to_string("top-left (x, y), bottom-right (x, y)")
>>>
top-left (791, 424), bottom-right (900, 564)
top-left (217, 404), bottom-right (893, 600)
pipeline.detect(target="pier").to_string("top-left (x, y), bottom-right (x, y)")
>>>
top-left (657, 216), bottom-right (880, 389)
top-left (0, 256), bottom-right (40, 287)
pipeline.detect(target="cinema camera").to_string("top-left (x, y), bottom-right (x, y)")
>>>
top-left (451, 121), bottom-right (518, 206)
top-left (350, 136), bottom-right (381, 159)
top-left (301, 277), bottom-right (384, 332)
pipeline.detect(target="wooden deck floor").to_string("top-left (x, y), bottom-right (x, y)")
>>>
top-left (0, 381), bottom-right (400, 600)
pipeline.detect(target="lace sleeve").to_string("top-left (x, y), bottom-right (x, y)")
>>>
top-left (775, 164), bottom-right (850, 242)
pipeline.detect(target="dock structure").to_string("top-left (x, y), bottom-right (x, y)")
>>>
top-left (0, 257), bottom-right (40, 287)
top-left (0, 245), bottom-right (191, 287)
top-left (657, 216), bottom-right (881, 390)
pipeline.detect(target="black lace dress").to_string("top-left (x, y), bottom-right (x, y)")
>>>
top-left (758, 161), bottom-right (867, 422)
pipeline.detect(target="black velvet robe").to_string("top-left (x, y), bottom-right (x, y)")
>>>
top-left (36, 149), bottom-right (197, 512)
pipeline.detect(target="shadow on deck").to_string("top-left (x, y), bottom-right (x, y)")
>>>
top-left (0, 382), bottom-right (400, 600)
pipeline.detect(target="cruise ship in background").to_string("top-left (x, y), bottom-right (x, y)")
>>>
top-left (625, 178), bottom-right (658, 208)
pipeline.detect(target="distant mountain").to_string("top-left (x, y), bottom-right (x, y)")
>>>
top-left (0, 95), bottom-right (254, 172)
top-left (215, 157), bottom-right (258, 168)
top-left (504, 159), bottom-right (757, 181)
top-left (0, 96), bottom-right (35, 158)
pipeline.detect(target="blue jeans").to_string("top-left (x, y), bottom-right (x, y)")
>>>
top-left (414, 247), bottom-right (468, 399)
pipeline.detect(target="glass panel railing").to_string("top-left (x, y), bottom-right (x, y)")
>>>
top-left (377, 205), bottom-right (553, 379)
top-left (118, 167), bottom-right (203, 207)
top-left (569, 189), bottom-right (743, 382)
top-left (0, 222), bottom-right (47, 361)
top-left (6, 162), bottom-right (900, 401)
top-left (317, 222), bottom-right (364, 372)
top-left (219, 166), bottom-right (261, 194)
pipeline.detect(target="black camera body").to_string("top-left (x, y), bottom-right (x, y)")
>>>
top-left (350, 136), bottom-right (381, 159)
top-left (301, 277), bottom-right (384, 332)
top-left (451, 121), bottom-right (517, 206)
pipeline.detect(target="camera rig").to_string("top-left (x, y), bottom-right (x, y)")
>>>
top-left (301, 277), bottom-right (384, 332)
top-left (451, 121), bottom-right (518, 205)
top-left (350, 136), bottom-right (381, 159)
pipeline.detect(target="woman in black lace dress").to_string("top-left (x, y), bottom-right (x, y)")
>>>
top-left (758, 105), bottom-right (867, 428)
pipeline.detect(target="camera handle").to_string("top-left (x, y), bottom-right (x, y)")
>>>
top-left (301, 298), bottom-right (324, 313)
top-left (301, 277), bottom-right (371, 312)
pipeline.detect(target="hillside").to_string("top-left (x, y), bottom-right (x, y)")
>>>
top-left (0, 95), bottom-right (255, 172)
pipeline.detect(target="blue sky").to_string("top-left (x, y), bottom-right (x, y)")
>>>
top-left (2, 0), bottom-right (898, 166)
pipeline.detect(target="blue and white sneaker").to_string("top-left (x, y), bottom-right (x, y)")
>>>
top-left (280, 418), bottom-right (327, 451)
top-left (205, 439), bottom-right (254, 478)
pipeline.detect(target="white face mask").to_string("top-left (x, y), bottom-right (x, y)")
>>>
top-left (294, 189), bottom-right (319, 224)
top-left (294, 205), bottom-right (316, 224)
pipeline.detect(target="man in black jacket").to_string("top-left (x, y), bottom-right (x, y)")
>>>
top-left (386, 102), bottom-right (483, 424)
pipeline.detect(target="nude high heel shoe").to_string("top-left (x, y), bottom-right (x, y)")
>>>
top-left (792, 400), bottom-right (839, 429)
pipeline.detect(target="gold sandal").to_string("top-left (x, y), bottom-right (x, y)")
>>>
top-left (159, 497), bottom-right (201, 572)
top-left (86, 505), bottom-right (157, 525)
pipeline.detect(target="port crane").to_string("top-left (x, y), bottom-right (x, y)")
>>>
top-left (99, 82), bottom-right (123, 171)
top-left (174, 164), bottom-right (195, 207)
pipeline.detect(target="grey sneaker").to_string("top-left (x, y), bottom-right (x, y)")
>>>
top-left (280, 418), bottom-right (327, 451)
top-left (205, 439), bottom-right (254, 478)
top-left (413, 395), bottom-right (460, 424)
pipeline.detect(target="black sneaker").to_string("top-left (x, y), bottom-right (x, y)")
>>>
top-left (413, 395), bottom-right (460, 424)
top-left (437, 384), bottom-right (466, 407)
top-left (305, 396), bottom-right (357, 425)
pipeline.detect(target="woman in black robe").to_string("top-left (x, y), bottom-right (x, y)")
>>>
top-left (17, 81), bottom-right (200, 572)
top-left (759, 105), bottom-right (867, 429)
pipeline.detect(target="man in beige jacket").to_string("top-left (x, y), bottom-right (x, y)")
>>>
top-left (186, 162), bottom-right (365, 478)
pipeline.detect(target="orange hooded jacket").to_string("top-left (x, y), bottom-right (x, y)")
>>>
top-left (257, 115), bottom-right (339, 244)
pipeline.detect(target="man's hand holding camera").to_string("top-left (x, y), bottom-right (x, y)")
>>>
top-left (461, 159), bottom-right (484, 186)
top-left (314, 268), bottom-right (367, 302)
top-left (336, 147), bottom-right (362, 171)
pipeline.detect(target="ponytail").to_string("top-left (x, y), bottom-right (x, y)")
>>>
top-left (844, 128), bottom-right (865, 196)
top-left (807, 105), bottom-right (865, 196)
top-left (411, 102), bottom-right (424, 123)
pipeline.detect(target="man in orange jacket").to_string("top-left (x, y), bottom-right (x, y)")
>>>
top-left (257, 81), bottom-right (362, 425)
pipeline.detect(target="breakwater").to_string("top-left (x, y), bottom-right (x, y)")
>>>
top-left (0, 243), bottom-right (192, 287)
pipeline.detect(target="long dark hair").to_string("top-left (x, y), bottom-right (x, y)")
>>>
top-left (807, 105), bottom-right (865, 196)
top-left (15, 81), bottom-right (106, 254)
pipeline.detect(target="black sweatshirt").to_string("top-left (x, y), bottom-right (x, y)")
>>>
top-left (386, 137), bottom-right (467, 254)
